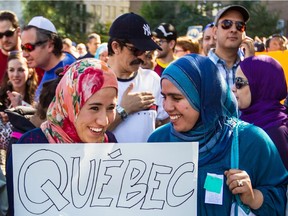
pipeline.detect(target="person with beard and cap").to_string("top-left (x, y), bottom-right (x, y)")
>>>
top-left (232, 55), bottom-right (288, 170)
top-left (0, 10), bottom-right (21, 85)
top-left (107, 12), bottom-right (169, 143)
top-left (152, 23), bottom-right (177, 77)
top-left (208, 5), bottom-right (254, 88)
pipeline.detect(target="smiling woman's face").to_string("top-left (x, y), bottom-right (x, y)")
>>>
top-left (75, 87), bottom-right (117, 143)
top-left (161, 79), bottom-right (200, 132)
top-left (7, 57), bottom-right (30, 90)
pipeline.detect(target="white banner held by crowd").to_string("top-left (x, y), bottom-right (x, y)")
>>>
top-left (13, 142), bottom-right (198, 216)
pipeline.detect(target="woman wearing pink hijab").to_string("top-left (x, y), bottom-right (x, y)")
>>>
top-left (7, 58), bottom-right (119, 216)
top-left (18, 58), bottom-right (118, 144)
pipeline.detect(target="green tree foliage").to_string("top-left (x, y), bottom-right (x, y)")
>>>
top-left (174, 2), bottom-right (212, 36)
top-left (21, 1), bottom-right (280, 43)
top-left (140, 1), bottom-right (178, 29)
top-left (91, 16), bottom-right (111, 43)
top-left (140, 1), bottom-right (214, 35)
top-left (140, 1), bottom-right (279, 38)
top-left (224, 1), bottom-right (280, 37)
top-left (247, 3), bottom-right (279, 38)
top-left (21, 0), bottom-right (94, 43)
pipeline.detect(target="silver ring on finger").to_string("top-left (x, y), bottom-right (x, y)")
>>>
top-left (237, 179), bottom-right (244, 187)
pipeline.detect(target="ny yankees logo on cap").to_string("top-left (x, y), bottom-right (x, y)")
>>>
top-left (143, 24), bottom-right (151, 36)
top-left (109, 12), bottom-right (161, 51)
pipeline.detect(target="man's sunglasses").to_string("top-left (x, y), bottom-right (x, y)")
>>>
top-left (119, 41), bottom-right (145, 57)
top-left (235, 77), bottom-right (249, 89)
top-left (0, 29), bottom-right (16, 39)
top-left (220, 20), bottom-right (246, 32)
top-left (21, 40), bottom-right (48, 52)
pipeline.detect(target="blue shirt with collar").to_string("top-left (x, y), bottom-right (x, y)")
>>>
top-left (208, 48), bottom-right (243, 88)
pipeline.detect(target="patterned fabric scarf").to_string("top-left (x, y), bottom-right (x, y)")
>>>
top-left (239, 55), bottom-right (288, 130)
top-left (41, 58), bottom-right (118, 143)
top-left (161, 54), bottom-right (238, 164)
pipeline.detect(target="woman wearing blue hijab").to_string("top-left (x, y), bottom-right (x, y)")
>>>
top-left (95, 42), bottom-right (108, 63)
top-left (148, 54), bottom-right (288, 215)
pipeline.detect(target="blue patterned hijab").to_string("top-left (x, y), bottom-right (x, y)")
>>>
top-left (161, 54), bottom-right (238, 165)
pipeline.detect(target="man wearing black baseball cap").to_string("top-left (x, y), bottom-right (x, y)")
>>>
top-left (107, 13), bottom-right (169, 143)
top-left (152, 23), bottom-right (178, 76)
top-left (208, 5), bottom-right (253, 88)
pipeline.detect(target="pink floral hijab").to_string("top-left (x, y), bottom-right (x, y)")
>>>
top-left (40, 58), bottom-right (118, 143)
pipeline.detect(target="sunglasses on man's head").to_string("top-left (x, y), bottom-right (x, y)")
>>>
top-left (0, 29), bottom-right (16, 39)
top-left (235, 77), bottom-right (249, 89)
top-left (220, 20), bottom-right (246, 32)
top-left (21, 40), bottom-right (48, 53)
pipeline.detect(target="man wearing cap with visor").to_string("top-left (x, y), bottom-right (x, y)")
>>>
top-left (152, 23), bottom-right (177, 77)
top-left (21, 16), bottom-right (76, 102)
top-left (107, 12), bottom-right (169, 143)
top-left (208, 5), bottom-right (251, 88)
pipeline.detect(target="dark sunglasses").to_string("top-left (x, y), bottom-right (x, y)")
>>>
top-left (21, 40), bottom-right (48, 52)
top-left (220, 19), bottom-right (246, 32)
top-left (123, 43), bottom-right (145, 57)
top-left (0, 29), bottom-right (16, 39)
top-left (235, 77), bottom-right (249, 89)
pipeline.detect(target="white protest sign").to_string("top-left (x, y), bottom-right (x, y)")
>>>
top-left (13, 142), bottom-right (198, 216)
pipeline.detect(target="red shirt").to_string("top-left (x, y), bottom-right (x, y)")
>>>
top-left (0, 49), bottom-right (44, 85)
top-left (35, 67), bottom-right (44, 85)
top-left (0, 49), bottom-right (8, 85)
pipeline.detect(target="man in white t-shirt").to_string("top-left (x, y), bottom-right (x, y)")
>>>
top-left (107, 12), bottom-right (169, 142)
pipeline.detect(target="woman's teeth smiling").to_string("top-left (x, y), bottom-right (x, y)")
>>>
top-left (89, 127), bottom-right (103, 133)
top-left (170, 115), bottom-right (181, 120)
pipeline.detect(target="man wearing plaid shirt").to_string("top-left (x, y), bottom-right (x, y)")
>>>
top-left (208, 5), bottom-right (249, 88)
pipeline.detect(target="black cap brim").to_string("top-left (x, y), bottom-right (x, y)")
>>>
top-left (129, 38), bottom-right (162, 51)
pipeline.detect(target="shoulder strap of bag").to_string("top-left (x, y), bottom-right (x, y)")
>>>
top-left (231, 120), bottom-right (251, 215)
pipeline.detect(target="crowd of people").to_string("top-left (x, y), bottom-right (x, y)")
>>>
top-left (0, 4), bottom-right (287, 216)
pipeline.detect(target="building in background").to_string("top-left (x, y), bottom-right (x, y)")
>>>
top-left (1, 1), bottom-right (288, 37)
top-left (84, 1), bottom-right (130, 29)
top-left (0, 0), bottom-right (24, 26)
top-left (263, 1), bottom-right (288, 35)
